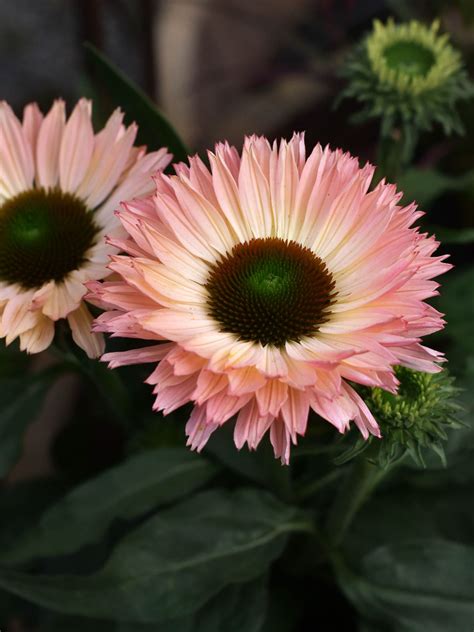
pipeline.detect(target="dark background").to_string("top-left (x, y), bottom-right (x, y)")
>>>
top-left (4, 0), bottom-right (473, 157)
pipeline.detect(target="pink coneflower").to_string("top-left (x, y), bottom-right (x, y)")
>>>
top-left (0, 99), bottom-right (171, 357)
top-left (91, 134), bottom-right (450, 463)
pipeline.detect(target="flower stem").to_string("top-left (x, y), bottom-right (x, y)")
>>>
top-left (50, 335), bottom-right (133, 429)
top-left (376, 121), bottom-right (417, 182)
top-left (296, 468), bottom-right (344, 501)
top-left (325, 458), bottom-right (391, 547)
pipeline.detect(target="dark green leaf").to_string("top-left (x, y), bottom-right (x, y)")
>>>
top-left (85, 43), bottom-right (189, 161)
top-left (117, 578), bottom-right (267, 632)
top-left (436, 266), bottom-right (474, 370)
top-left (0, 489), bottom-right (305, 623)
top-left (425, 224), bottom-right (474, 244)
top-left (39, 613), bottom-right (115, 632)
top-left (191, 578), bottom-right (266, 632)
top-left (0, 478), bottom-right (67, 555)
top-left (338, 540), bottom-right (474, 632)
top-left (346, 485), bottom-right (474, 561)
top-left (0, 587), bottom-right (36, 628)
top-left (358, 620), bottom-right (391, 632)
top-left (205, 426), bottom-right (268, 486)
top-left (0, 368), bottom-right (59, 476)
top-left (205, 425), bottom-right (292, 501)
top-left (3, 448), bottom-right (217, 563)
top-left (59, 346), bottom-right (134, 427)
top-left (399, 168), bottom-right (474, 207)
top-left (0, 341), bottom-right (29, 378)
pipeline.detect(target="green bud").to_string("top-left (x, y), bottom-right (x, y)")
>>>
top-left (339, 18), bottom-right (474, 136)
top-left (336, 367), bottom-right (463, 469)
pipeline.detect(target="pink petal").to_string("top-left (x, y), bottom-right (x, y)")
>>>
top-left (22, 103), bottom-right (43, 156)
top-left (269, 417), bottom-right (291, 465)
top-left (102, 343), bottom-right (174, 368)
top-left (59, 98), bottom-right (94, 193)
top-left (234, 399), bottom-right (273, 450)
top-left (67, 303), bottom-right (105, 358)
top-left (36, 99), bottom-right (66, 189)
top-left (185, 406), bottom-right (219, 452)
top-left (0, 101), bottom-right (34, 195)
top-left (256, 379), bottom-right (288, 417)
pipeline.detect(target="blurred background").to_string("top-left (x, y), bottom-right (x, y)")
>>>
top-left (2, 0), bottom-right (473, 155)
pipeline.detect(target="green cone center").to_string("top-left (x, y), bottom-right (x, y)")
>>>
top-left (383, 41), bottom-right (435, 76)
top-left (205, 237), bottom-right (336, 347)
top-left (0, 188), bottom-right (99, 289)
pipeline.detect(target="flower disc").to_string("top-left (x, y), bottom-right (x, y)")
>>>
top-left (0, 188), bottom-right (98, 289)
top-left (383, 41), bottom-right (435, 77)
top-left (205, 238), bottom-right (336, 347)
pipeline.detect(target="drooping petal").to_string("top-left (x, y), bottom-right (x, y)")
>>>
top-left (67, 302), bottom-right (105, 358)
top-left (185, 406), bottom-right (219, 452)
top-left (234, 399), bottom-right (273, 450)
top-left (19, 315), bottom-right (55, 354)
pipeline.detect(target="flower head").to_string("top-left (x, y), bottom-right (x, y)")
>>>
top-left (0, 99), bottom-right (171, 356)
top-left (341, 19), bottom-right (474, 135)
top-left (90, 134), bottom-right (450, 463)
top-left (337, 367), bottom-right (462, 468)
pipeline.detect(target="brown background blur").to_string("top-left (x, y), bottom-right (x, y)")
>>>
top-left (3, 0), bottom-right (443, 154)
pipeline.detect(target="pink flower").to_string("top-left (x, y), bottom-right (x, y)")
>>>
top-left (91, 134), bottom-right (450, 463)
top-left (0, 99), bottom-right (171, 357)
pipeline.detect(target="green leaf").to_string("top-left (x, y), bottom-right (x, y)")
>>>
top-left (85, 43), bottom-right (189, 161)
top-left (0, 587), bottom-right (36, 628)
top-left (39, 613), bottom-right (115, 632)
top-left (0, 489), bottom-right (305, 623)
top-left (436, 266), bottom-right (474, 370)
top-left (399, 167), bottom-right (474, 207)
top-left (117, 578), bottom-right (267, 632)
top-left (338, 433), bottom-right (474, 632)
top-left (0, 368), bottom-right (59, 476)
top-left (205, 425), bottom-right (292, 501)
top-left (0, 478), bottom-right (67, 556)
top-left (191, 578), bottom-right (266, 632)
top-left (425, 224), bottom-right (474, 244)
top-left (346, 485), bottom-right (474, 561)
top-left (338, 540), bottom-right (474, 632)
top-left (3, 448), bottom-right (217, 563)
top-left (0, 341), bottom-right (29, 378)
top-left (358, 620), bottom-right (391, 632)
top-left (58, 345), bottom-right (134, 427)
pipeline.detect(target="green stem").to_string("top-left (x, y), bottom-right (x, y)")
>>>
top-left (325, 458), bottom-right (391, 547)
top-left (50, 339), bottom-right (133, 429)
top-left (376, 121), bottom-right (417, 182)
top-left (296, 468), bottom-right (344, 501)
